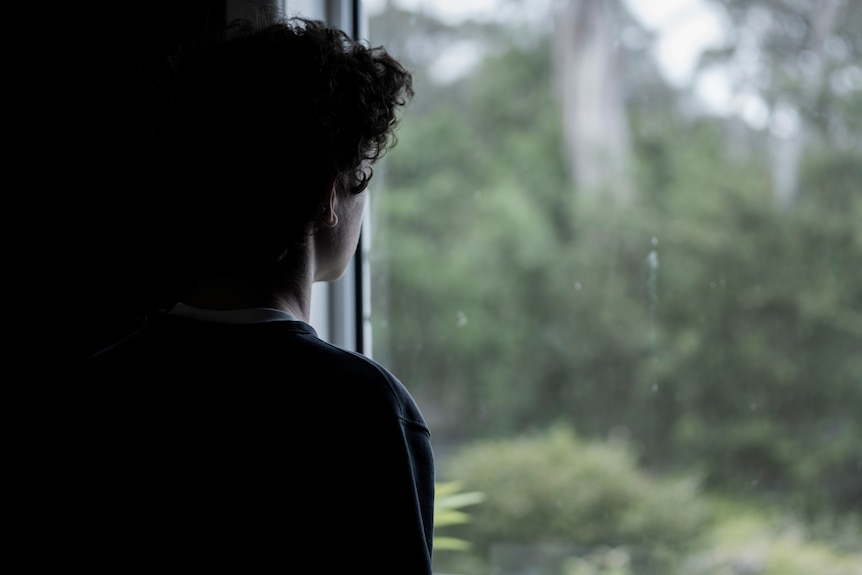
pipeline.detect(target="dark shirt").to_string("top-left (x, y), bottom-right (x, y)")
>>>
top-left (69, 311), bottom-right (434, 574)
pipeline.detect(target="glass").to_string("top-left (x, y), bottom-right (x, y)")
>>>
top-left (366, 1), bottom-right (862, 573)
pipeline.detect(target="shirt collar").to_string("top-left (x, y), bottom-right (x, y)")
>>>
top-left (168, 302), bottom-right (298, 324)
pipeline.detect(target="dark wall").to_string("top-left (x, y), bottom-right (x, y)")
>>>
top-left (25, 6), bottom-right (228, 565)
top-left (23, 6), bottom-right (236, 567)
top-left (59, 1), bottom-right (227, 369)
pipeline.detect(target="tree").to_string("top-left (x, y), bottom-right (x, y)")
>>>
top-left (368, 0), bottom-right (862, 521)
top-left (552, 0), bottom-right (635, 202)
top-left (697, 0), bottom-right (860, 205)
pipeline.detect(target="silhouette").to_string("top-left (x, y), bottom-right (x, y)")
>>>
top-left (67, 14), bottom-right (433, 574)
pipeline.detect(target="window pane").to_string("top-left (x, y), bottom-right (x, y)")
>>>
top-left (284, 0), bottom-right (326, 20)
top-left (284, 0), bottom-right (362, 348)
top-left (366, 0), bottom-right (862, 573)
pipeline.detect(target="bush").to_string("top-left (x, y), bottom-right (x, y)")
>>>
top-left (681, 512), bottom-right (862, 575)
top-left (438, 424), bottom-right (709, 573)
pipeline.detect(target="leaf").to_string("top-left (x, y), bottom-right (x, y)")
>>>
top-left (434, 508), bottom-right (472, 527)
top-left (433, 536), bottom-right (474, 552)
top-left (435, 480), bottom-right (466, 496)
top-left (436, 491), bottom-right (487, 510)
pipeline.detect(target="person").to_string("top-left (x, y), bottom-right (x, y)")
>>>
top-left (68, 15), bottom-right (434, 574)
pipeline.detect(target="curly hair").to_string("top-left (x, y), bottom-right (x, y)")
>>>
top-left (156, 15), bottom-right (413, 280)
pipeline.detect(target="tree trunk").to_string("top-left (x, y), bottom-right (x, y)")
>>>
top-left (772, 0), bottom-right (843, 207)
top-left (553, 0), bottom-right (634, 203)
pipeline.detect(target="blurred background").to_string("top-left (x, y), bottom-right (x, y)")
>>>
top-left (361, 0), bottom-right (862, 573)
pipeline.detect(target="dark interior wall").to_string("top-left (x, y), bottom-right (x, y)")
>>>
top-left (60, 1), bottom-right (228, 368)
top-left (26, 5), bottom-right (230, 565)
top-left (56, 0), bottom-right (283, 371)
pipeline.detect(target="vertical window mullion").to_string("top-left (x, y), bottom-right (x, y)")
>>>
top-left (289, 0), bottom-right (363, 353)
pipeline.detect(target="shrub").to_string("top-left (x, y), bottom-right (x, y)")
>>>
top-left (441, 423), bottom-right (709, 573)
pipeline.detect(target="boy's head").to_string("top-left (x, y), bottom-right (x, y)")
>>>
top-left (159, 16), bottom-right (413, 282)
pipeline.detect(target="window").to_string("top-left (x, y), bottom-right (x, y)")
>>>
top-left (283, 0), bottom-right (368, 350)
top-left (365, 0), bottom-right (862, 573)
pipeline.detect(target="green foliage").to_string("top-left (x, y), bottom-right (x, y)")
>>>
top-left (434, 480), bottom-right (486, 552)
top-left (369, 0), bottom-right (862, 535)
top-left (562, 547), bottom-right (636, 575)
top-left (433, 431), bottom-right (862, 574)
top-left (681, 511), bottom-right (862, 575)
top-left (437, 424), bottom-right (709, 574)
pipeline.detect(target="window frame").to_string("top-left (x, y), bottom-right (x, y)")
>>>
top-left (277, 0), bottom-right (368, 353)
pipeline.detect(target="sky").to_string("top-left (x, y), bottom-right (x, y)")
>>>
top-left (365, 0), bottom-right (725, 83)
top-left (363, 0), bottom-right (757, 122)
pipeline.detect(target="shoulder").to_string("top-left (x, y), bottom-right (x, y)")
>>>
top-left (303, 334), bottom-right (429, 432)
top-left (76, 313), bottom-right (429, 433)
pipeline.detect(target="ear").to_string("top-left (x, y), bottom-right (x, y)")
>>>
top-left (320, 177), bottom-right (339, 228)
